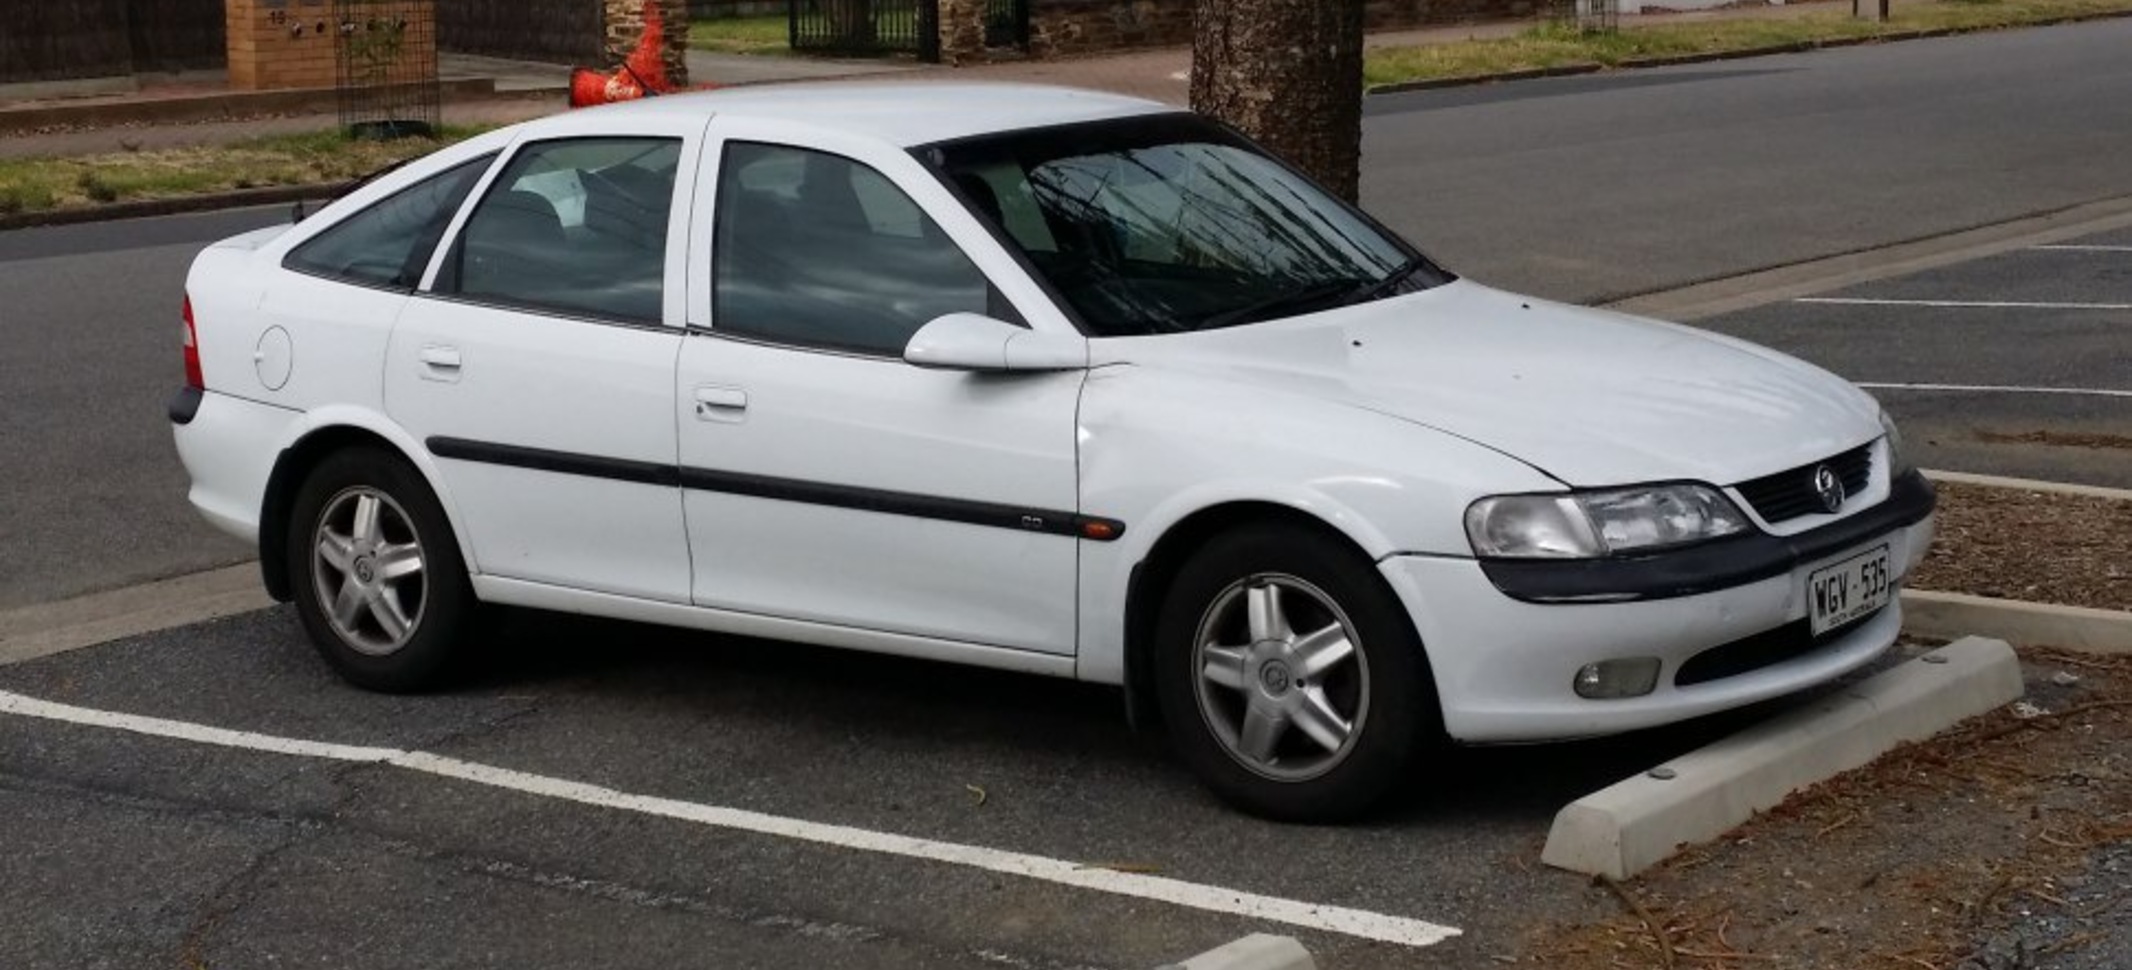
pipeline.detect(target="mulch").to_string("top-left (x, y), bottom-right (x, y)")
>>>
top-left (1909, 481), bottom-right (2132, 613)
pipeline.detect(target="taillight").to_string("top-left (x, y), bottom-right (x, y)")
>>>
top-left (182, 295), bottom-right (205, 390)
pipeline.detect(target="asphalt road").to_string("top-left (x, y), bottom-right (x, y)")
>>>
top-left (1362, 19), bottom-right (2132, 305)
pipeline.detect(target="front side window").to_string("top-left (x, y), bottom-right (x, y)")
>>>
top-left (438, 137), bottom-right (681, 324)
top-left (927, 115), bottom-right (1448, 337)
top-left (285, 154), bottom-right (494, 289)
top-left (712, 142), bottom-right (997, 356)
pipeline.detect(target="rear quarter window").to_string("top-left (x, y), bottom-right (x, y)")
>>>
top-left (284, 154), bottom-right (497, 290)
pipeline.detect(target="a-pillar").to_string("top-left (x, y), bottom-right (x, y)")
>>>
top-left (605, 0), bottom-right (690, 87)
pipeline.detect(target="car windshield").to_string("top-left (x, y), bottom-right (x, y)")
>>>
top-left (921, 115), bottom-right (1449, 337)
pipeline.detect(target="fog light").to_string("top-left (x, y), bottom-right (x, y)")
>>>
top-left (1573, 658), bottom-right (1663, 699)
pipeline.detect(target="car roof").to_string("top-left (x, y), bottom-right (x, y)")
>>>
top-left (547, 82), bottom-right (1180, 147)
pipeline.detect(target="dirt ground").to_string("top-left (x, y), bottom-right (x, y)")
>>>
top-left (1912, 483), bottom-right (2132, 612)
top-left (1515, 647), bottom-right (2131, 969)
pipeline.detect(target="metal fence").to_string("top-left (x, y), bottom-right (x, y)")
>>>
top-left (0, 0), bottom-right (134, 84)
top-left (336, 0), bottom-right (442, 139)
top-left (983, 0), bottom-right (1028, 50)
top-left (437, 0), bottom-right (605, 64)
top-left (128, 0), bottom-right (228, 73)
top-left (790, 0), bottom-right (937, 60)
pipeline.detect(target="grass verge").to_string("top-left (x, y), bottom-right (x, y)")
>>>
top-left (688, 15), bottom-right (791, 56)
top-left (1364, 0), bottom-right (2132, 87)
top-left (0, 127), bottom-right (487, 216)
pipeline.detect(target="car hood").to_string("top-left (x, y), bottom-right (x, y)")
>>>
top-left (1097, 280), bottom-right (1882, 487)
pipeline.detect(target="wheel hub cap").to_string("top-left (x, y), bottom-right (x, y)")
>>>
top-left (1257, 658), bottom-right (1293, 696)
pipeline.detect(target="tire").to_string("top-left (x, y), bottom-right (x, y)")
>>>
top-left (286, 446), bottom-right (476, 692)
top-left (1152, 523), bottom-right (1440, 822)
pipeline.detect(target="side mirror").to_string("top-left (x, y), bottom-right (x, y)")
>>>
top-left (904, 313), bottom-right (1087, 373)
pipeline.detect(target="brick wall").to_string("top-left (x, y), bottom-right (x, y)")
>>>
top-left (605, 0), bottom-right (690, 87)
top-left (226, 0), bottom-right (340, 91)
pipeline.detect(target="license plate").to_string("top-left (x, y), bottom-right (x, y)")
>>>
top-left (1808, 544), bottom-right (1892, 636)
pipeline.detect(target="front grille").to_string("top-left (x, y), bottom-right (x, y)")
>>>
top-left (1732, 445), bottom-right (1873, 525)
top-left (1674, 612), bottom-right (1876, 687)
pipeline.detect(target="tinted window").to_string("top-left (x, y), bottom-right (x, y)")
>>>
top-left (713, 143), bottom-right (996, 356)
top-left (928, 116), bottom-right (1446, 337)
top-left (439, 138), bottom-right (681, 324)
top-left (285, 154), bottom-right (493, 289)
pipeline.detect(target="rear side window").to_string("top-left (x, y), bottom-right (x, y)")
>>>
top-left (436, 137), bottom-right (682, 325)
top-left (285, 155), bottom-right (495, 290)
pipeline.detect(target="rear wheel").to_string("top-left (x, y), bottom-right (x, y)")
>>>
top-left (1153, 523), bottom-right (1439, 821)
top-left (287, 446), bottom-right (475, 692)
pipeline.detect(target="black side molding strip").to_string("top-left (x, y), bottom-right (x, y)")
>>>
top-left (168, 386), bottom-right (204, 426)
top-left (425, 436), bottom-right (1124, 541)
top-left (1479, 471), bottom-right (1936, 604)
top-left (428, 436), bottom-right (678, 488)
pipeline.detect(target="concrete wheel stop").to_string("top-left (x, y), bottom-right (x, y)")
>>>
top-left (1156, 934), bottom-right (1315, 970)
top-left (1540, 636), bottom-right (2025, 880)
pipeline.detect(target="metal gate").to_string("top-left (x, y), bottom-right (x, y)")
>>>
top-left (982, 0), bottom-right (1027, 51)
top-left (789, 0), bottom-right (937, 60)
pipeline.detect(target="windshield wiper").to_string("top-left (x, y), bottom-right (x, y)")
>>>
top-left (1197, 277), bottom-right (1369, 331)
top-left (1347, 255), bottom-right (1433, 304)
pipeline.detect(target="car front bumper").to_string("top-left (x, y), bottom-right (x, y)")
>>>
top-left (1381, 473), bottom-right (1936, 743)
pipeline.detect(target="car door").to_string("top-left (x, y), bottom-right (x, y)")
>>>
top-left (384, 121), bottom-right (704, 603)
top-left (675, 125), bottom-right (1085, 655)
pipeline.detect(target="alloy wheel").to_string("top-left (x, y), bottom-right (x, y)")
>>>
top-left (311, 486), bottom-right (428, 657)
top-left (1191, 573), bottom-right (1371, 782)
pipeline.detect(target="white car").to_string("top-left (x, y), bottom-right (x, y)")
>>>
top-left (172, 84), bottom-right (1934, 820)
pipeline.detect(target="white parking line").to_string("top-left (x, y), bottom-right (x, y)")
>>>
top-left (2031, 244), bottom-right (2132, 252)
top-left (0, 688), bottom-right (1461, 949)
top-left (1794, 298), bottom-right (2132, 310)
top-left (1859, 382), bottom-right (2132, 399)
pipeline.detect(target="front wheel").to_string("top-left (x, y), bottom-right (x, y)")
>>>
top-left (1153, 524), bottom-right (1440, 821)
top-left (287, 446), bottom-right (476, 692)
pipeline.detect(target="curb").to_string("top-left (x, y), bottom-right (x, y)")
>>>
top-left (1155, 934), bottom-right (1315, 970)
top-left (1901, 590), bottom-right (2132, 655)
top-left (0, 564), bottom-right (272, 667)
top-left (1365, 9), bottom-right (2132, 96)
top-left (1539, 636), bottom-right (2024, 880)
top-left (1924, 468), bottom-right (2132, 502)
top-left (0, 183), bottom-right (349, 231)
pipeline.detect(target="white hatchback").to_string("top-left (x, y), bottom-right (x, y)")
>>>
top-left (172, 84), bottom-right (1934, 820)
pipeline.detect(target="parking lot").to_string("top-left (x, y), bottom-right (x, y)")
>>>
top-left (5, 596), bottom-right (1869, 968)
top-left (1693, 226), bottom-right (2132, 489)
top-left (1, 212), bottom-right (2127, 970)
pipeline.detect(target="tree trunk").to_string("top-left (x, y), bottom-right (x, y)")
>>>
top-left (1190, 0), bottom-right (1366, 203)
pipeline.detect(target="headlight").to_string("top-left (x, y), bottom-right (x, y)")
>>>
top-left (1466, 484), bottom-right (1751, 559)
top-left (1879, 409), bottom-right (1914, 478)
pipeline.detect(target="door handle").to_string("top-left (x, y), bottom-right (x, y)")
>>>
top-left (417, 345), bottom-right (463, 383)
top-left (694, 385), bottom-right (748, 422)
